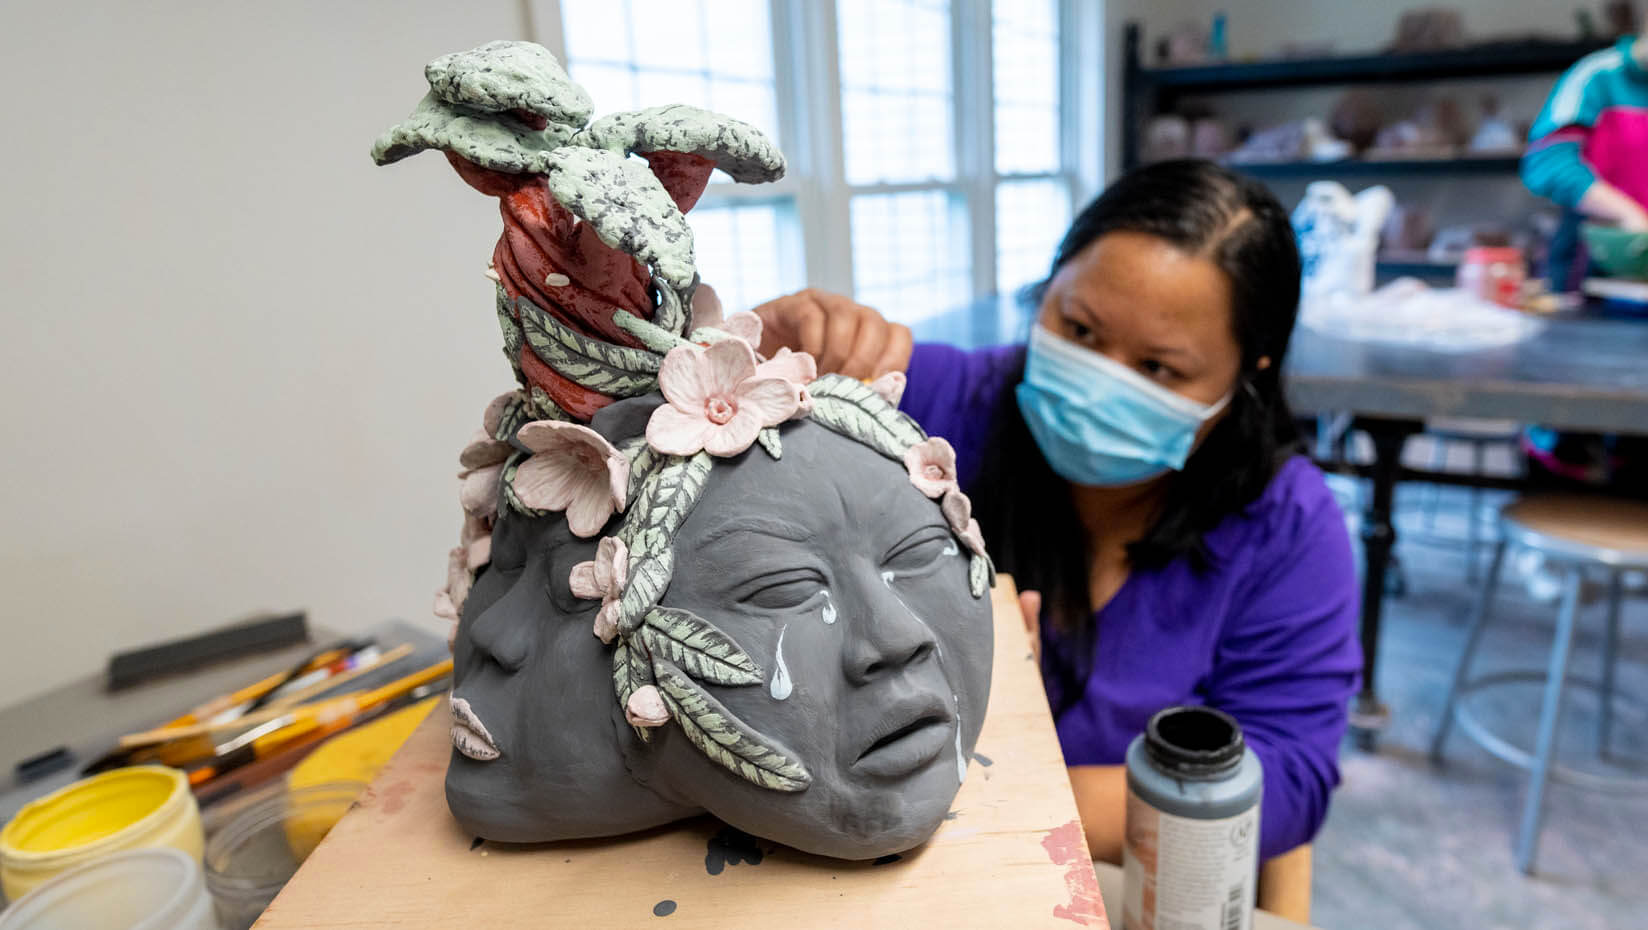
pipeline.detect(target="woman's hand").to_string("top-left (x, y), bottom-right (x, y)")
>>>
top-left (751, 289), bottom-right (913, 379)
top-left (1019, 589), bottom-right (1043, 665)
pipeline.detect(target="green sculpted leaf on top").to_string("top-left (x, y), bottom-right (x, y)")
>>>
top-left (653, 658), bottom-right (812, 792)
top-left (639, 607), bottom-right (762, 687)
top-left (371, 93), bottom-right (574, 173)
top-left (543, 147), bottom-right (697, 290)
top-left (424, 41), bottom-right (593, 128)
top-left (580, 105), bottom-right (785, 184)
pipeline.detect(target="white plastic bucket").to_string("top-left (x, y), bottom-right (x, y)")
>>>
top-left (0, 847), bottom-right (218, 930)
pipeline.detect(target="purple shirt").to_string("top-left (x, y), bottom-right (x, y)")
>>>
top-left (902, 342), bottom-right (1362, 860)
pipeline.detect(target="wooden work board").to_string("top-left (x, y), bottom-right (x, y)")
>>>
top-left (257, 580), bottom-right (1108, 928)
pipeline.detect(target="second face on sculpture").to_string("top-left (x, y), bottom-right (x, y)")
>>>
top-left (446, 399), bottom-right (994, 859)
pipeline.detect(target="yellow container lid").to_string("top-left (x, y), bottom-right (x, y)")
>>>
top-left (1, 766), bottom-right (202, 901)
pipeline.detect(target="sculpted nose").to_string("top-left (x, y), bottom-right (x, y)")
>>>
top-left (463, 578), bottom-right (539, 673)
top-left (841, 578), bottom-right (938, 685)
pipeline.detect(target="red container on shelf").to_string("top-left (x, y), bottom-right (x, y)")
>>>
top-left (1457, 246), bottom-right (1527, 308)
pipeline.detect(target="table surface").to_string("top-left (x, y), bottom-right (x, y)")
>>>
top-left (914, 296), bottom-right (1648, 434)
top-left (256, 582), bottom-right (1111, 928)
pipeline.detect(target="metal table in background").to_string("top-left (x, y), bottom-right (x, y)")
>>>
top-left (915, 298), bottom-right (1648, 747)
top-left (1285, 313), bottom-right (1648, 745)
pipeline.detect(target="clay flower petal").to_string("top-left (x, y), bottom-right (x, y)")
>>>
top-left (569, 562), bottom-right (602, 600)
top-left (461, 514), bottom-right (493, 570)
top-left (702, 402), bottom-right (768, 457)
top-left (646, 403), bottom-right (719, 456)
top-left (736, 377), bottom-right (802, 428)
top-left (624, 684), bottom-right (672, 728)
top-left (648, 340), bottom-right (798, 457)
top-left (869, 371), bottom-right (907, 407)
top-left (459, 463), bottom-right (504, 519)
top-left (445, 546), bottom-right (473, 611)
top-left (905, 437), bottom-right (960, 498)
top-left (959, 518), bottom-right (987, 557)
top-left (592, 602), bottom-right (621, 645)
top-left (434, 589), bottom-right (460, 623)
top-left (570, 537), bottom-right (628, 601)
top-left (512, 420), bottom-right (629, 536)
top-left (941, 487), bottom-right (973, 535)
top-left (658, 340), bottom-right (758, 410)
top-left (722, 311), bottom-right (763, 347)
top-left (754, 347), bottom-right (817, 385)
top-left (459, 429), bottom-right (511, 469)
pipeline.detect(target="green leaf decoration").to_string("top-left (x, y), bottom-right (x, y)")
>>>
top-left (614, 309), bottom-right (691, 354)
top-left (491, 393), bottom-right (535, 441)
top-left (527, 385), bottom-right (572, 422)
top-left (653, 658), bottom-right (812, 792)
top-left (623, 443), bottom-right (665, 505)
top-left (613, 451), bottom-right (712, 632)
top-left (612, 639), bottom-right (656, 738)
top-left (756, 427), bottom-right (782, 460)
top-left (969, 552), bottom-right (990, 599)
top-left (496, 290), bottom-right (527, 382)
top-left (516, 295), bottom-right (661, 398)
top-left (620, 453), bottom-right (713, 556)
top-left (500, 451), bottom-right (548, 518)
top-left (639, 607), bottom-right (761, 687)
top-left (807, 374), bottom-right (927, 461)
top-left (652, 272), bottom-right (691, 338)
top-left (617, 549), bottom-right (672, 636)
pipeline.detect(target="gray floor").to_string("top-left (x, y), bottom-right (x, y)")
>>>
top-left (1311, 478), bottom-right (1648, 930)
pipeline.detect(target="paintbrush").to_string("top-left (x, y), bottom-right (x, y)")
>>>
top-left (189, 679), bottom-right (448, 792)
top-left (121, 657), bottom-right (453, 751)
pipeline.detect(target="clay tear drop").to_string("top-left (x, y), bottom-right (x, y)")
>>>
top-left (820, 590), bottom-right (837, 625)
top-left (769, 624), bottom-right (793, 700)
top-left (942, 540), bottom-right (959, 557)
top-left (955, 715), bottom-right (968, 785)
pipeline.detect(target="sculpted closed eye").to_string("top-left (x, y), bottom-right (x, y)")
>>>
top-left (734, 568), bottom-right (827, 610)
top-left (883, 525), bottom-right (953, 575)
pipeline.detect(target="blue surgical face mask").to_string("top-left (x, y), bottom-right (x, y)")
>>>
top-left (1015, 323), bottom-right (1232, 487)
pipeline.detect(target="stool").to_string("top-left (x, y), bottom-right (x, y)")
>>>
top-left (1430, 493), bottom-right (1648, 874)
top-left (1416, 418), bottom-right (1522, 583)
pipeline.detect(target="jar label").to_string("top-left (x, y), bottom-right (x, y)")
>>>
top-left (1121, 789), bottom-right (1258, 930)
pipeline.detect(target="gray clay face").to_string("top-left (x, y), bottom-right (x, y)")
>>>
top-left (446, 411), bottom-right (993, 858)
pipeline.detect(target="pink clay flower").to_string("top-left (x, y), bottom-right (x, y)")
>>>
top-left (625, 684), bottom-right (671, 728)
top-left (721, 311), bottom-right (763, 348)
top-left (941, 488), bottom-right (987, 556)
top-left (512, 420), bottom-right (630, 537)
top-left (647, 339), bottom-right (801, 457)
top-left (755, 348), bottom-right (818, 417)
top-left (459, 429), bottom-right (511, 470)
top-left (482, 391), bottom-right (516, 438)
top-left (458, 463), bottom-right (503, 520)
top-left (461, 514), bottom-right (492, 571)
top-left (869, 370), bottom-right (906, 406)
top-left (570, 536), bottom-right (629, 643)
top-left (905, 437), bottom-right (959, 498)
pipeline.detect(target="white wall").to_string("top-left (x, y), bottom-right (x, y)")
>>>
top-left (0, 1), bottom-right (530, 706)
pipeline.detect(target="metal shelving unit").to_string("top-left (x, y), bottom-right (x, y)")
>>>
top-left (1120, 23), bottom-right (1610, 175)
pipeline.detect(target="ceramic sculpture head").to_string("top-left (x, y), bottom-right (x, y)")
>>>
top-left (372, 41), bottom-right (994, 860)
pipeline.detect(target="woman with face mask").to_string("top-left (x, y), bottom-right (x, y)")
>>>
top-left (752, 159), bottom-right (1362, 865)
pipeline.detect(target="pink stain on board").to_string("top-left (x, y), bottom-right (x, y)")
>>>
top-left (1041, 819), bottom-right (1107, 927)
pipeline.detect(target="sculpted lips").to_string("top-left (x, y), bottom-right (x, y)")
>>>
top-left (851, 692), bottom-right (954, 779)
top-left (450, 695), bottom-right (500, 761)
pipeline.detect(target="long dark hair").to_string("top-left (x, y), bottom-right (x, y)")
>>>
top-left (973, 159), bottom-right (1302, 697)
